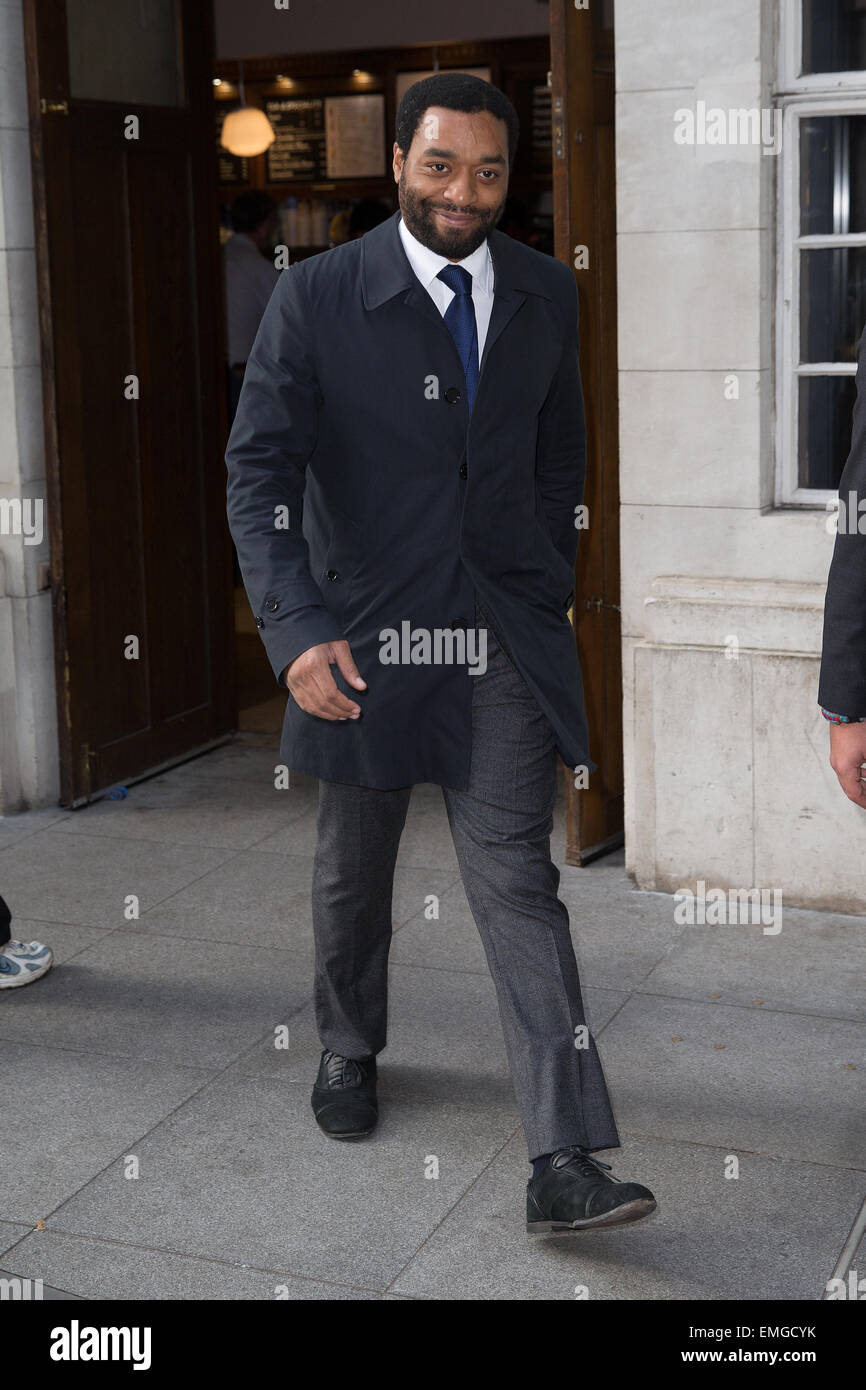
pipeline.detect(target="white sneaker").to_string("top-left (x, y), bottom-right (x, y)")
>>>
top-left (0, 939), bottom-right (54, 988)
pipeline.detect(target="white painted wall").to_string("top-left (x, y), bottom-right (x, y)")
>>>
top-left (0, 0), bottom-right (59, 813)
top-left (615, 0), bottom-right (866, 910)
top-left (214, 0), bottom-right (549, 59)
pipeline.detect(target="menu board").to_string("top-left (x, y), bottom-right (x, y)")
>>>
top-left (215, 105), bottom-right (249, 185)
top-left (264, 93), bottom-right (385, 182)
top-left (324, 94), bottom-right (385, 179)
top-left (265, 97), bottom-right (327, 182)
top-left (531, 84), bottom-right (552, 175)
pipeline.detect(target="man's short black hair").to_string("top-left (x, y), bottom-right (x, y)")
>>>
top-left (395, 72), bottom-right (519, 168)
top-left (230, 191), bottom-right (277, 235)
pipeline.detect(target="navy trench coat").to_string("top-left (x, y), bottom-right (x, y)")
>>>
top-left (225, 211), bottom-right (595, 790)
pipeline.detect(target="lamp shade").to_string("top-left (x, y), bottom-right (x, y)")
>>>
top-left (220, 106), bottom-right (275, 157)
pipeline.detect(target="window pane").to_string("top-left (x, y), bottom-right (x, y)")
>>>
top-left (801, 116), bottom-right (866, 235)
top-left (798, 375), bottom-right (857, 488)
top-left (800, 247), bottom-right (866, 362)
top-left (66, 0), bottom-right (183, 106)
top-left (802, 0), bottom-right (866, 74)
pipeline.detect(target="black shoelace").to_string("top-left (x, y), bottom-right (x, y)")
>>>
top-left (552, 1147), bottom-right (615, 1181)
top-left (323, 1050), bottom-right (363, 1088)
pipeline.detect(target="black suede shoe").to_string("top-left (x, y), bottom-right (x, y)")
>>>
top-left (526, 1147), bottom-right (656, 1233)
top-left (311, 1049), bottom-right (378, 1140)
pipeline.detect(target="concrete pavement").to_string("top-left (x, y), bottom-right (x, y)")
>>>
top-left (0, 736), bottom-right (863, 1300)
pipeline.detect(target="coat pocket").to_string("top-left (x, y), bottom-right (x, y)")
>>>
top-left (533, 490), bottom-right (574, 610)
top-left (318, 512), bottom-right (361, 622)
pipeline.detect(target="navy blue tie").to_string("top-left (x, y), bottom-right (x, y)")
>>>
top-left (437, 264), bottom-right (479, 413)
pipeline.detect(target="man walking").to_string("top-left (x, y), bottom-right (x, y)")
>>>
top-left (820, 326), bottom-right (866, 806)
top-left (226, 74), bottom-right (655, 1233)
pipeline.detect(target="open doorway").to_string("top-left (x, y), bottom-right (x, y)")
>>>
top-left (218, 8), bottom-right (623, 865)
top-left (217, 32), bottom-right (559, 739)
top-left (23, 0), bottom-right (622, 859)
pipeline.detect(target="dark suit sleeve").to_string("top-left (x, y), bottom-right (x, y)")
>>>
top-left (225, 267), bottom-right (345, 687)
top-left (818, 325), bottom-right (866, 716)
top-left (535, 269), bottom-right (586, 597)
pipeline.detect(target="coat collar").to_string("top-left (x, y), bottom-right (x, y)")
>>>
top-left (362, 210), bottom-right (554, 309)
top-left (361, 211), bottom-right (552, 371)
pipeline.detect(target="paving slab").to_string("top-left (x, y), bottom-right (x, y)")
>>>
top-left (1, 747), bottom-right (862, 1301)
top-left (388, 1132), bottom-right (864, 1300)
top-left (395, 786), bottom-right (460, 871)
top-left (0, 919), bottom-right (109, 965)
top-left (596, 994), bottom-right (866, 1168)
top-left (139, 849), bottom-right (319, 949)
top-left (0, 1231), bottom-right (381, 1300)
top-left (0, 1042), bottom-right (216, 1224)
top-left (47, 772), bottom-right (308, 852)
top-left (253, 777), bottom-right (567, 870)
top-left (224, 959), bottom-right (517, 1103)
top-left (0, 807), bottom-right (73, 851)
top-left (157, 739), bottom-right (294, 787)
top-left (0, 830), bottom-right (230, 929)
top-left (556, 879), bottom-right (690, 992)
top-left (251, 782), bottom-right (462, 874)
top-left (46, 1073), bottom-right (518, 1290)
top-left (0, 1220), bottom-right (32, 1259)
top-left (0, 930), bottom-right (311, 1068)
top-left (638, 909), bottom-right (866, 1021)
top-left (392, 874), bottom-right (683, 994)
top-left (140, 848), bottom-right (459, 950)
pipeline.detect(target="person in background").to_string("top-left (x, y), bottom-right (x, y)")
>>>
top-left (328, 208), bottom-right (352, 248)
top-left (819, 325), bottom-right (866, 808)
top-left (0, 893), bottom-right (53, 988)
top-left (348, 200), bottom-right (391, 240)
top-left (497, 195), bottom-right (553, 256)
top-left (223, 191), bottom-right (280, 426)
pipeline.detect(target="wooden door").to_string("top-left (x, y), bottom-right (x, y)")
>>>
top-left (22, 0), bottom-right (233, 806)
top-left (550, 0), bottom-right (624, 863)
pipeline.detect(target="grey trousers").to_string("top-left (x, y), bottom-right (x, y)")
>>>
top-left (310, 599), bottom-right (620, 1159)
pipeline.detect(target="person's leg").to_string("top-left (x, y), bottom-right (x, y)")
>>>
top-left (0, 893), bottom-right (54, 989)
top-left (442, 601), bottom-right (620, 1162)
top-left (312, 778), bottom-right (412, 1059)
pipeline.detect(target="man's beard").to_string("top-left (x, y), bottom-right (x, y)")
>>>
top-left (398, 171), bottom-right (504, 259)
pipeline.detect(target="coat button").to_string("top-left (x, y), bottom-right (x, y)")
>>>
top-left (459, 461), bottom-right (467, 478)
top-left (265, 599), bottom-right (279, 612)
top-left (326, 568), bottom-right (340, 581)
top-left (450, 616), bottom-right (468, 630)
top-left (255, 616), bottom-right (264, 629)
top-left (444, 386), bottom-right (462, 404)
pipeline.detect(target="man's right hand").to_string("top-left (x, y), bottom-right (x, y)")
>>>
top-left (282, 640), bottom-right (366, 720)
top-left (829, 720), bottom-right (866, 809)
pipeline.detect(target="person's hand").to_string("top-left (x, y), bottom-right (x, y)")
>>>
top-left (828, 721), bottom-right (866, 808)
top-left (282, 640), bottom-right (366, 720)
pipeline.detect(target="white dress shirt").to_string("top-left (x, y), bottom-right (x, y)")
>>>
top-left (397, 215), bottom-right (495, 360)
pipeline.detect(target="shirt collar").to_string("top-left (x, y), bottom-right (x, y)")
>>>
top-left (397, 214), bottom-right (493, 294)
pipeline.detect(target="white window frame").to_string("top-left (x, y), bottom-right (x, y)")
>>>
top-left (776, 1), bottom-right (866, 505)
top-left (779, 0), bottom-right (866, 92)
